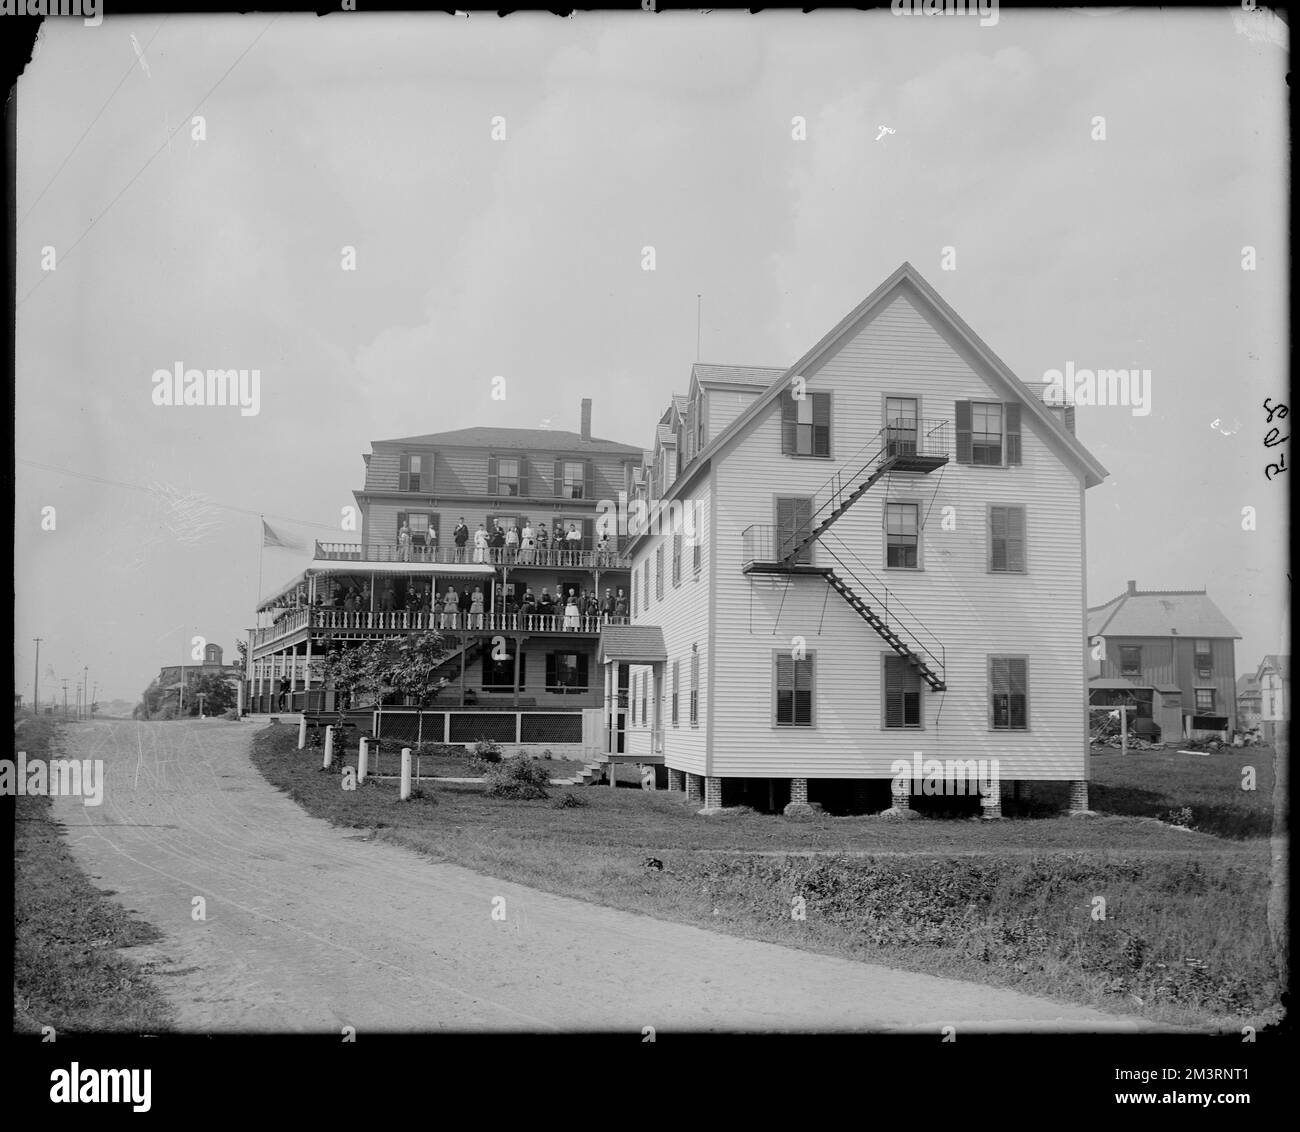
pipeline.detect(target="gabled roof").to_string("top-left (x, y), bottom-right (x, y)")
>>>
top-left (656, 423), bottom-right (676, 446)
top-left (631, 264), bottom-right (1110, 553)
top-left (597, 625), bottom-right (668, 664)
top-left (1087, 587), bottom-right (1242, 639)
top-left (1237, 673), bottom-right (1261, 695)
top-left (1256, 654), bottom-right (1290, 681)
top-left (671, 394), bottom-right (689, 416)
top-left (691, 363), bottom-right (785, 388)
top-left (376, 426), bottom-right (642, 455)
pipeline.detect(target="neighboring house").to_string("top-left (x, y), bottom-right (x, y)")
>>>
top-left (608, 261), bottom-right (1108, 816)
top-left (157, 642), bottom-right (241, 690)
top-left (248, 401), bottom-right (643, 748)
top-left (1255, 654), bottom-right (1290, 743)
top-left (1086, 582), bottom-right (1241, 735)
top-left (1236, 673), bottom-right (1262, 731)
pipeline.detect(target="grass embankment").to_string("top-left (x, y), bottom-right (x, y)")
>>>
top-left (12, 715), bottom-right (174, 1034)
top-left (251, 723), bottom-right (1280, 1031)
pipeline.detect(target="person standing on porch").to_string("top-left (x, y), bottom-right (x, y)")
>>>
top-left (424, 523), bottom-right (437, 562)
top-left (453, 518), bottom-right (469, 562)
top-left (398, 522), bottom-right (412, 562)
top-left (565, 523), bottom-right (582, 565)
top-left (601, 589), bottom-right (615, 622)
top-left (442, 586), bottom-right (459, 630)
top-left (520, 521), bottom-right (535, 564)
top-left (470, 586), bottom-right (485, 629)
top-left (564, 593), bottom-right (580, 631)
top-left (536, 523), bottom-right (549, 565)
top-left (596, 531), bottom-right (611, 566)
top-left (490, 522), bottom-right (506, 564)
top-left (505, 523), bottom-right (519, 563)
top-left (614, 588), bottom-right (628, 621)
top-left (278, 676), bottom-right (290, 711)
top-left (473, 524), bottom-right (489, 563)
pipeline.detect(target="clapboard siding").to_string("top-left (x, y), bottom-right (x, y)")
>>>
top-left (708, 288), bottom-right (1090, 780)
top-left (364, 442), bottom-right (631, 503)
top-left (1095, 635), bottom-right (1238, 724)
top-left (703, 389), bottom-right (761, 446)
top-left (623, 484), bottom-right (712, 775)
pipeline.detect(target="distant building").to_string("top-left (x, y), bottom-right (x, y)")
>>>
top-left (1236, 673), bottom-right (1262, 731)
top-left (1255, 654), bottom-right (1290, 743)
top-left (1087, 581), bottom-right (1241, 736)
top-left (157, 642), bottom-right (240, 691)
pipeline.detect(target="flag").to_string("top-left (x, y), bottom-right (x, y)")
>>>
top-left (262, 520), bottom-right (305, 551)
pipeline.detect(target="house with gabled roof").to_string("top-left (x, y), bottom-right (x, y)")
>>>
top-left (602, 261), bottom-right (1108, 817)
top-left (1087, 580), bottom-right (1242, 735)
top-left (1255, 654), bottom-right (1290, 743)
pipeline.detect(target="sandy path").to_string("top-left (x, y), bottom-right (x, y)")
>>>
top-left (49, 720), bottom-right (1163, 1033)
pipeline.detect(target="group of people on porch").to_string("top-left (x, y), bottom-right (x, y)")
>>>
top-left (395, 519), bottom-right (617, 566)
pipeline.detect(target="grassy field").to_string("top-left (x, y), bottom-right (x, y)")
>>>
top-left (12, 715), bottom-right (174, 1034)
top-left (250, 723), bottom-right (1281, 1030)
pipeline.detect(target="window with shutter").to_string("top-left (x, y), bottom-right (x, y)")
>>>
top-left (655, 545), bottom-right (665, 599)
top-left (883, 656), bottom-right (921, 729)
top-left (486, 455), bottom-right (498, 496)
top-left (693, 536), bottom-right (702, 576)
top-left (990, 656), bottom-right (1028, 730)
top-left (1194, 639), bottom-right (1212, 676)
top-left (781, 393), bottom-right (798, 454)
top-left (643, 561), bottom-right (650, 611)
top-left (1120, 646), bottom-right (1142, 676)
top-left (584, 460), bottom-right (595, 501)
top-left (497, 457), bottom-right (521, 496)
top-left (399, 453), bottom-right (411, 492)
top-left (631, 571), bottom-right (637, 617)
top-left (640, 672), bottom-right (647, 726)
top-left (775, 496), bottom-right (814, 564)
top-left (783, 391), bottom-right (832, 457)
top-left (774, 652), bottom-right (814, 727)
top-left (1195, 688), bottom-right (1215, 712)
top-left (672, 533), bottom-right (682, 586)
top-left (516, 456), bottom-right (529, 498)
top-left (989, 506), bottom-right (1026, 572)
top-left (885, 397), bottom-right (918, 457)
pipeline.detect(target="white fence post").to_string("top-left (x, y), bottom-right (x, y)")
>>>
top-left (298, 715), bottom-right (308, 750)
top-left (358, 737), bottom-right (369, 783)
top-left (323, 725), bottom-right (334, 769)
top-left (400, 747), bottom-right (412, 800)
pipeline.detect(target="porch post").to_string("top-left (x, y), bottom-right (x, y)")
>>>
top-left (460, 632), bottom-right (467, 707)
top-left (305, 634), bottom-right (313, 712)
top-left (512, 634), bottom-right (522, 709)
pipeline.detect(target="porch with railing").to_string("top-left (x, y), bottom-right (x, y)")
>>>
top-left (315, 540), bottom-right (633, 570)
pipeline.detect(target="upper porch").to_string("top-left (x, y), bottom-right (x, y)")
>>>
top-left (315, 540), bottom-right (633, 570)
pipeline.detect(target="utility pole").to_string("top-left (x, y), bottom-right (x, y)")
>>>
top-left (83, 666), bottom-right (89, 720)
top-left (62, 679), bottom-right (69, 717)
top-left (32, 638), bottom-right (42, 714)
top-left (92, 683), bottom-right (98, 716)
top-left (197, 692), bottom-right (206, 719)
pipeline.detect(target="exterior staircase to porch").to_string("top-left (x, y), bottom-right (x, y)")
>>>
top-left (553, 752), bottom-right (609, 787)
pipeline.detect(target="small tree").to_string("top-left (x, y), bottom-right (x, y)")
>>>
top-left (320, 631), bottom-right (448, 742)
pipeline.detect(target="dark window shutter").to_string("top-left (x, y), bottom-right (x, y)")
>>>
top-left (990, 507), bottom-right (1007, 570)
top-left (781, 393), bottom-right (797, 455)
top-left (1064, 405), bottom-right (1076, 435)
top-left (584, 460), bottom-right (594, 500)
top-left (553, 458), bottom-right (563, 497)
top-left (545, 653), bottom-right (556, 689)
top-left (955, 401), bottom-right (972, 464)
top-left (1007, 507), bottom-right (1025, 571)
top-left (1005, 402), bottom-right (1022, 465)
top-left (812, 393), bottom-right (832, 456)
top-left (517, 456), bottom-right (528, 498)
top-left (578, 654), bottom-right (589, 688)
top-left (631, 572), bottom-right (638, 614)
top-left (487, 455), bottom-right (498, 496)
top-left (399, 453), bottom-right (410, 491)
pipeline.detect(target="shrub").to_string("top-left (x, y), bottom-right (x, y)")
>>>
top-left (485, 755), bottom-right (551, 799)
top-left (222, 708), bottom-right (240, 721)
top-left (542, 749), bottom-right (553, 760)
top-left (473, 738), bottom-right (503, 764)
top-left (551, 790), bottom-right (588, 809)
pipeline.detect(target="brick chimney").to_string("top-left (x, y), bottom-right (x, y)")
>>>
top-left (1127, 580), bottom-right (1137, 595)
top-left (580, 398), bottom-right (592, 441)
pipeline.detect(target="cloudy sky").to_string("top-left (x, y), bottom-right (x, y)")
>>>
top-left (14, 8), bottom-right (1288, 703)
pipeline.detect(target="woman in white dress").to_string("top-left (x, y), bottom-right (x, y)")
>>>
top-left (520, 522), bottom-right (535, 564)
top-left (563, 591), bottom-right (580, 631)
top-left (473, 524), bottom-right (489, 563)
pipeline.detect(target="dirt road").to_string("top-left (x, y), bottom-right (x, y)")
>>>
top-left (49, 720), bottom-right (1160, 1033)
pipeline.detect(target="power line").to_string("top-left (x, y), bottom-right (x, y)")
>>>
top-left (18, 18), bottom-right (170, 230)
top-left (16, 455), bottom-right (345, 534)
top-left (18, 15), bottom-right (279, 309)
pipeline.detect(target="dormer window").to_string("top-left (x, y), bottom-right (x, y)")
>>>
top-left (399, 453), bottom-right (425, 492)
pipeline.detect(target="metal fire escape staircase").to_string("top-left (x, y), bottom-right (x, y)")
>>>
top-left (742, 418), bottom-right (951, 691)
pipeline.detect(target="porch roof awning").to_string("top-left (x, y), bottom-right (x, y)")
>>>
top-left (258, 562), bottom-right (497, 611)
top-left (598, 624), bottom-right (668, 664)
top-left (1154, 684), bottom-right (1182, 695)
top-left (1088, 677), bottom-right (1146, 690)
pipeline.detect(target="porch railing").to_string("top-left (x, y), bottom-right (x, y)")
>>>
top-left (315, 540), bottom-right (633, 570)
top-left (254, 608), bottom-right (625, 649)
